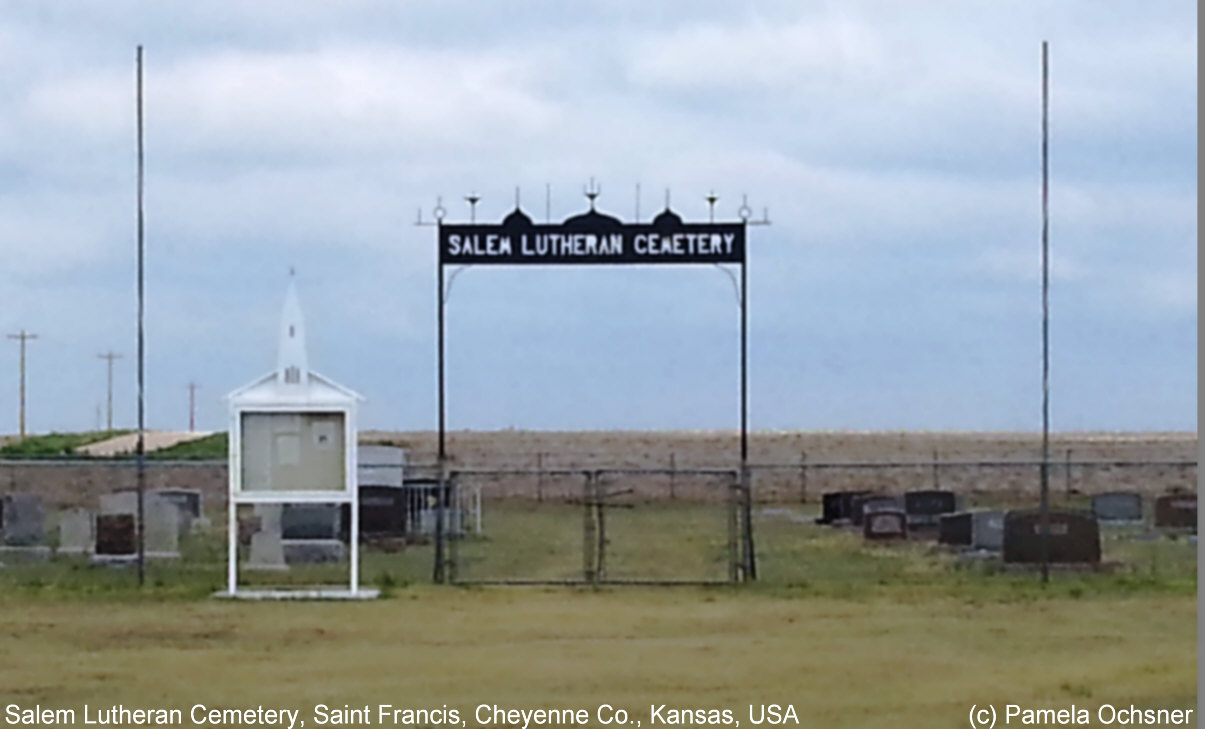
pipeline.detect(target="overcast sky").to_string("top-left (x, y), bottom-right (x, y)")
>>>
top-left (0, 1), bottom-right (1196, 434)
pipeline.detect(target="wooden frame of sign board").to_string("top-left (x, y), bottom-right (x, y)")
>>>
top-left (226, 399), bottom-right (360, 595)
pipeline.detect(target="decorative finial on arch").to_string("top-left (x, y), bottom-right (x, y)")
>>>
top-left (289, 266), bottom-right (296, 277)
top-left (584, 177), bottom-right (600, 211)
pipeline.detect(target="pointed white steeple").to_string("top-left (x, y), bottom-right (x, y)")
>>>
top-left (277, 269), bottom-right (309, 387)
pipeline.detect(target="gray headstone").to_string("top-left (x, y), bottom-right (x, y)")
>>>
top-left (863, 510), bottom-right (907, 540)
top-left (152, 489), bottom-right (203, 533)
top-left (248, 504), bottom-right (287, 570)
top-left (358, 445), bottom-right (407, 488)
top-left (1, 494), bottom-right (45, 546)
top-left (57, 508), bottom-right (94, 555)
top-left (281, 504), bottom-right (342, 540)
top-left (1092, 492), bottom-right (1143, 523)
top-left (143, 499), bottom-right (180, 558)
top-left (971, 510), bottom-right (1006, 551)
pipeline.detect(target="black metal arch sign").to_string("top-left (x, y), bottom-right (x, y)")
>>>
top-left (431, 198), bottom-right (756, 583)
top-left (439, 208), bottom-right (745, 266)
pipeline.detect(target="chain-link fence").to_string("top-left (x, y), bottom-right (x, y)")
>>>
top-left (0, 456), bottom-right (1194, 590)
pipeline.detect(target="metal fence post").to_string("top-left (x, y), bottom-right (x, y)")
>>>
top-left (799, 451), bottom-right (808, 503)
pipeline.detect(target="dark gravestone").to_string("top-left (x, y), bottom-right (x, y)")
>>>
top-left (1002, 510), bottom-right (1100, 564)
top-left (281, 504), bottom-right (342, 540)
top-left (863, 510), bottom-right (907, 540)
top-left (939, 512), bottom-right (973, 546)
top-left (95, 514), bottom-right (137, 556)
top-left (904, 490), bottom-right (957, 529)
top-left (339, 486), bottom-right (407, 541)
top-left (851, 494), bottom-right (899, 527)
top-left (1091, 492), bottom-right (1143, 523)
top-left (1153, 494), bottom-right (1196, 530)
top-left (1, 494), bottom-right (45, 546)
top-left (816, 490), bottom-right (874, 525)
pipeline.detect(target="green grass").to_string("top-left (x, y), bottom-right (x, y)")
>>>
top-left (147, 432), bottom-right (229, 460)
top-left (0, 430), bottom-right (132, 458)
top-left (3, 501), bottom-right (1194, 600)
top-left (0, 589), bottom-right (1194, 727)
top-left (0, 503), bottom-right (1194, 726)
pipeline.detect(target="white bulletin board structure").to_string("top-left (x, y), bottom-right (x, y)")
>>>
top-left (223, 275), bottom-right (372, 599)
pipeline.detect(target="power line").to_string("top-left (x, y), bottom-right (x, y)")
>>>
top-left (97, 351), bottom-right (123, 432)
top-left (187, 382), bottom-right (199, 432)
top-left (6, 330), bottom-right (38, 439)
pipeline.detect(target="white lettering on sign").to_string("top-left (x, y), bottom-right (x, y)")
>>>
top-left (446, 234), bottom-right (515, 256)
top-left (633, 232), bottom-right (736, 256)
top-left (519, 233), bottom-right (623, 256)
top-left (1032, 523), bottom-right (1070, 536)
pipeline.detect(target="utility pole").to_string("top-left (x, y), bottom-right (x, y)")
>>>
top-left (187, 382), bottom-right (199, 431)
top-left (97, 351), bottom-right (122, 432)
top-left (6, 330), bottom-right (38, 439)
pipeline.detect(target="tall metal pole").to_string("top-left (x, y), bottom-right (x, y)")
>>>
top-left (740, 244), bottom-right (756, 580)
top-left (6, 330), bottom-right (37, 439)
top-left (135, 45), bottom-right (147, 587)
top-left (434, 232), bottom-right (446, 583)
top-left (1039, 40), bottom-right (1051, 585)
top-left (97, 351), bottom-right (122, 431)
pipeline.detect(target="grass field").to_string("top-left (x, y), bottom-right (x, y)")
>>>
top-left (0, 588), bottom-right (1195, 728)
top-left (0, 431), bottom-right (1195, 725)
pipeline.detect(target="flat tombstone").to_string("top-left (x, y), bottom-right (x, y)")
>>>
top-left (1, 494), bottom-right (46, 546)
top-left (1154, 493), bottom-right (1196, 530)
top-left (971, 510), bottom-right (1006, 551)
top-left (939, 512), bottom-right (973, 546)
top-left (58, 508), bottom-right (94, 555)
top-left (1003, 510), bottom-right (1100, 564)
top-left (281, 504), bottom-right (342, 540)
top-left (905, 490), bottom-right (957, 529)
top-left (1092, 492), bottom-right (1143, 523)
top-left (95, 514), bottom-right (137, 557)
top-left (863, 510), bottom-right (907, 541)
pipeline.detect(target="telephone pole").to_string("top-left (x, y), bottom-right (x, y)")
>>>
top-left (187, 382), bottom-right (199, 431)
top-left (6, 330), bottom-right (38, 439)
top-left (97, 351), bottom-right (122, 432)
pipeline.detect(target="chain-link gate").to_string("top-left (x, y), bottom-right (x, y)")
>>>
top-left (439, 468), bottom-right (746, 585)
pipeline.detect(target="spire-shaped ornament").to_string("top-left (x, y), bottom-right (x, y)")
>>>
top-left (277, 273), bottom-right (309, 387)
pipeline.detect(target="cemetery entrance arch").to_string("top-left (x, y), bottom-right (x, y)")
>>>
top-left (428, 191), bottom-right (760, 584)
